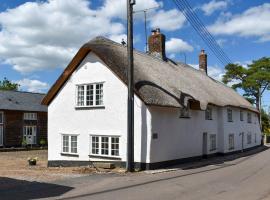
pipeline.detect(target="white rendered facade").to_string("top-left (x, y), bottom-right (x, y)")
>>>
top-left (48, 52), bottom-right (261, 167)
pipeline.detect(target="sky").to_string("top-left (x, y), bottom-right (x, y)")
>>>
top-left (0, 0), bottom-right (269, 111)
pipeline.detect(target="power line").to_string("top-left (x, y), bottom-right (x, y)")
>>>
top-left (172, 0), bottom-right (232, 66)
top-left (175, 0), bottom-right (231, 65)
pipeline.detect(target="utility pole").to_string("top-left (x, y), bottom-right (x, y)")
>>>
top-left (126, 0), bottom-right (135, 172)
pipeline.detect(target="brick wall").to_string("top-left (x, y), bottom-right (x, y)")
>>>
top-left (2, 110), bottom-right (47, 147)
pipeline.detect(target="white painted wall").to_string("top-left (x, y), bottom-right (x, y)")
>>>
top-left (48, 52), bottom-right (152, 163)
top-left (48, 52), bottom-right (262, 165)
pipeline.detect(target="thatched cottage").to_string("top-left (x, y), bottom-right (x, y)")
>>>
top-left (42, 29), bottom-right (261, 169)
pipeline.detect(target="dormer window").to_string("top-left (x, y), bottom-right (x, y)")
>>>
top-left (179, 104), bottom-right (190, 118)
top-left (76, 83), bottom-right (104, 107)
top-left (205, 107), bottom-right (212, 120)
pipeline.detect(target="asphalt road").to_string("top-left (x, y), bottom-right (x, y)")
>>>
top-left (2, 147), bottom-right (270, 200)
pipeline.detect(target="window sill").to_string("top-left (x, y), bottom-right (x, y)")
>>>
top-left (209, 149), bottom-right (217, 152)
top-left (205, 119), bottom-right (213, 120)
top-left (89, 155), bottom-right (121, 160)
top-left (179, 116), bottom-right (191, 119)
top-left (61, 153), bottom-right (79, 157)
top-left (75, 106), bottom-right (105, 110)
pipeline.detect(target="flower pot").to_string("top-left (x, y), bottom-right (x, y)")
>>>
top-left (28, 160), bottom-right (36, 166)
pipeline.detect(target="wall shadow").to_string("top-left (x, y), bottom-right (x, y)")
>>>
top-left (0, 177), bottom-right (73, 200)
top-left (140, 104), bottom-right (148, 169)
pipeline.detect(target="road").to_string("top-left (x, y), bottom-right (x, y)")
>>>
top-left (2, 147), bottom-right (270, 200)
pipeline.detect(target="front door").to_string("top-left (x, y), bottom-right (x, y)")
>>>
top-left (202, 132), bottom-right (208, 158)
top-left (0, 126), bottom-right (3, 146)
top-left (23, 126), bottom-right (37, 145)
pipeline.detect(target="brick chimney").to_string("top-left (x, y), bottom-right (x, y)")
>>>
top-left (148, 28), bottom-right (166, 60)
top-left (199, 50), bottom-right (207, 74)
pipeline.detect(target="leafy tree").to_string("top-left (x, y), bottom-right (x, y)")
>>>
top-left (222, 57), bottom-right (270, 110)
top-left (262, 109), bottom-right (270, 135)
top-left (0, 77), bottom-right (20, 91)
top-left (222, 57), bottom-right (270, 131)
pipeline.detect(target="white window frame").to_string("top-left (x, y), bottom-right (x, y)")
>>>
top-left (227, 109), bottom-right (233, 122)
top-left (209, 134), bottom-right (216, 151)
top-left (23, 113), bottom-right (37, 120)
top-left (61, 134), bottom-right (79, 155)
top-left (76, 82), bottom-right (104, 108)
top-left (205, 107), bottom-right (213, 120)
top-left (90, 135), bottom-right (120, 158)
top-left (228, 134), bottom-right (234, 150)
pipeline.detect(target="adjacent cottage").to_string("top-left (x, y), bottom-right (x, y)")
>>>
top-left (0, 90), bottom-right (47, 147)
top-left (43, 29), bottom-right (261, 169)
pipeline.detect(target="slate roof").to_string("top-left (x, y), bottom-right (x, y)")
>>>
top-left (42, 36), bottom-right (258, 113)
top-left (0, 90), bottom-right (47, 112)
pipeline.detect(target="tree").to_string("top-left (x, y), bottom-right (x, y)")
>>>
top-left (0, 77), bottom-right (20, 91)
top-left (261, 109), bottom-right (270, 135)
top-left (222, 57), bottom-right (270, 129)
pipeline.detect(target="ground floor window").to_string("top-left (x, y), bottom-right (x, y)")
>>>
top-left (247, 133), bottom-right (252, 144)
top-left (0, 125), bottom-right (3, 146)
top-left (90, 135), bottom-right (120, 157)
top-left (23, 126), bottom-right (37, 145)
top-left (209, 134), bottom-right (216, 151)
top-left (62, 134), bottom-right (78, 154)
top-left (229, 134), bottom-right (234, 150)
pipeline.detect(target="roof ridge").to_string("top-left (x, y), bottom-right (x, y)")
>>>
top-left (0, 89), bottom-right (46, 95)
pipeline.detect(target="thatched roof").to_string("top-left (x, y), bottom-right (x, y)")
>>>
top-left (42, 37), bottom-right (257, 113)
top-left (0, 90), bottom-right (47, 112)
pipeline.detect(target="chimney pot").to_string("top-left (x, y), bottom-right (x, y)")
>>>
top-left (199, 49), bottom-right (207, 74)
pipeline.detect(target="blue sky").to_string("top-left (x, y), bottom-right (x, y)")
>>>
top-left (0, 0), bottom-right (269, 110)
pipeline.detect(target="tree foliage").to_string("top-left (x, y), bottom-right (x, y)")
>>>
top-left (222, 57), bottom-right (270, 109)
top-left (0, 77), bottom-right (20, 91)
top-left (262, 109), bottom-right (270, 135)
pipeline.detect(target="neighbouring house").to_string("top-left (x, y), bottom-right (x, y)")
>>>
top-left (42, 29), bottom-right (261, 169)
top-left (0, 90), bottom-right (47, 147)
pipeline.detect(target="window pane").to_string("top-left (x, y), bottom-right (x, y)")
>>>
top-left (71, 136), bottom-right (77, 153)
top-left (63, 135), bottom-right (69, 153)
top-left (101, 136), bottom-right (109, 155)
top-left (111, 137), bottom-right (119, 156)
top-left (229, 134), bottom-right (234, 150)
top-left (86, 85), bottom-right (94, 106)
top-left (77, 86), bottom-right (85, 106)
top-left (209, 135), bottom-right (216, 151)
top-left (92, 136), bottom-right (99, 154)
top-left (95, 84), bottom-right (103, 106)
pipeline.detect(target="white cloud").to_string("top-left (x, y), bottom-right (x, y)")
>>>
top-left (208, 3), bottom-right (270, 41)
top-left (17, 78), bottom-right (49, 92)
top-left (166, 38), bottom-right (194, 54)
top-left (0, 0), bottom-right (126, 73)
top-left (200, 0), bottom-right (229, 16)
top-left (149, 9), bottom-right (186, 31)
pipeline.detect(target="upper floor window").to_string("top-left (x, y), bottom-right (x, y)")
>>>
top-left (227, 109), bottom-right (233, 122)
top-left (247, 113), bottom-right (252, 123)
top-left (205, 107), bottom-right (212, 120)
top-left (76, 83), bottom-right (104, 107)
top-left (24, 113), bottom-right (37, 120)
top-left (0, 112), bottom-right (3, 124)
top-left (240, 110), bottom-right (244, 121)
